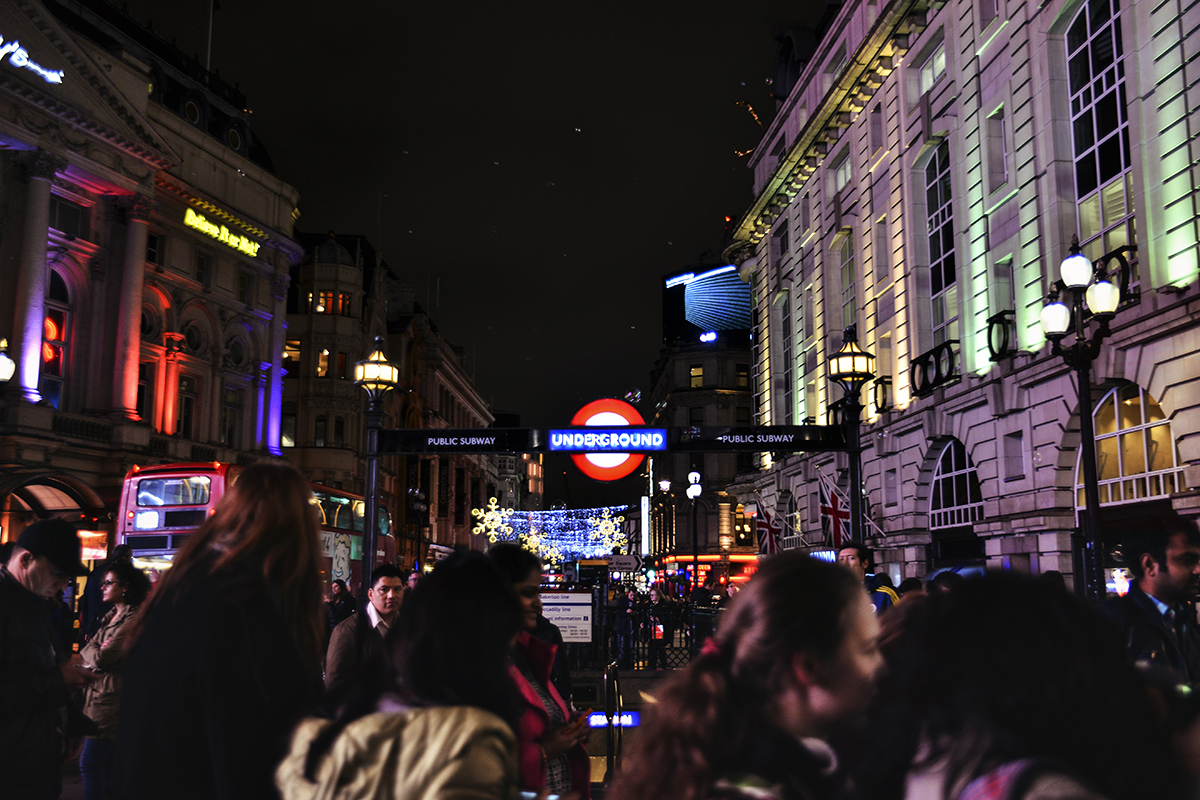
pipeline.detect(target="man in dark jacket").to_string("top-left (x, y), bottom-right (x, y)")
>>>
top-left (324, 565), bottom-right (403, 691)
top-left (838, 540), bottom-right (898, 614)
top-left (1100, 514), bottom-right (1200, 691)
top-left (0, 519), bottom-right (95, 799)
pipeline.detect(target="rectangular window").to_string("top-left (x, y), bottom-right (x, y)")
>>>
top-left (772, 221), bottom-right (790, 261)
top-left (980, 0), bottom-right (999, 28)
top-left (136, 362), bottom-right (152, 422)
top-left (736, 364), bottom-right (750, 389)
top-left (926, 141), bottom-right (958, 346)
top-left (49, 195), bottom-right (88, 240)
top-left (838, 236), bottom-right (858, 331)
top-left (1004, 431), bottom-right (1025, 480)
top-left (237, 273), bottom-right (252, 304)
top-left (283, 340), bottom-right (301, 376)
top-left (317, 349), bottom-right (330, 378)
top-left (315, 416), bottom-right (327, 448)
top-left (920, 43), bottom-right (946, 95)
top-left (801, 194), bottom-right (812, 231)
top-left (736, 406), bottom-right (751, 426)
top-left (334, 417), bottom-right (345, 448)
top-left (220, 387), bottom-right (242, 448)
top-left (312, 291), bottom-right (335, 314)
top-left (870, 103), bottom-right (885, 152)
top-left (986, 107), bottom-right (1008, 194)
top-left (885, 468), bottom-right (900, 506)
top-left (339, 293), bottom-right (352, 316)
top-left (689, 407), bottom-right (704, 427)
top-left (689, 365), bottom-right (703, 388)
top-left (146, 233), bottom-right (164, 266)
top-left (338, 352), bottom-right (348, 380)
top-left (834, 151), bottom-right (852, 194)
top-left (178, 376), bottom-right (197, 439)
top-left (780, 298), bottom-right (794, 425)
top-left (195, 253), bottom-right (211, 287)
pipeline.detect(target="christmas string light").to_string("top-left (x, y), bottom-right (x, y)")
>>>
top-left (588, 507), bottom-right (627, 553)
top-left (471, 497), bottom-right (514, 542)
top-left (471, 501), bottom-right (631, 562)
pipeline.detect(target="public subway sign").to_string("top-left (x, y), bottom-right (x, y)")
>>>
top-left (183, 208), bottom-right (262, 257)
top-left (0, 35), bottom-right (64, 84)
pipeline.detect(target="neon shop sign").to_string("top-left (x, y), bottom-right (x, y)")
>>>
top-left (183, 208), bottom-right (262, 257)
top-left (0, 35), bottom-right (64, 84)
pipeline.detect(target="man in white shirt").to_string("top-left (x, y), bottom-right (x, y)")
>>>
top-left (324, 565), bottom-right (404, 691)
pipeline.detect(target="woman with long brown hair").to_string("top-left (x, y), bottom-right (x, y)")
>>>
top-left (610, 552), bottom-right (883, 800)
top-left (112, 460), bottom-right (325, 800)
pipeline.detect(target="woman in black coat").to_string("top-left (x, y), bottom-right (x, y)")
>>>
top-left (111, 462), bottom-right (325, 800)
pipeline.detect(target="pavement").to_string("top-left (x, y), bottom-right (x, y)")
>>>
top-left (61, 758), bottom-right (83, 799)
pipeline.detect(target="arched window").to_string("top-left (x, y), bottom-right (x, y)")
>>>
top-left (929, 439), bottom-right (984, 529)
top-left (1067, 0), bottom-right (1135, 280)
top-left (1077, 384), bottom-right (1188, 506)
top-left (41, 269), bottom-right (71, 409)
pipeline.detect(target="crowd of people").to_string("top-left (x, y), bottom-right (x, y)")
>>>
top-left (4, 460), bottom-right (1200, 800)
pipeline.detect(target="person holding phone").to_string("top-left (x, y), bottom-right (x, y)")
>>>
top-left (490, 544), bottom-right (591, 800)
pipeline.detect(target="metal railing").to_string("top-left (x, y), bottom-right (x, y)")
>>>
top-left (566, 603), bottom-right (724, 672)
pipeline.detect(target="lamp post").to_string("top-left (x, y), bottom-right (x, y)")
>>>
top-left (686, 471), bottom-right (701, 589)
top-left (1039, 237), bottom-right (1121, 602)
top-left (353, 335), bottom-right (399, 605)
top-left (827, 325), bottom-right (876, 543)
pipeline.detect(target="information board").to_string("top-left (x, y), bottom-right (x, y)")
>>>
top-left (541, 591), bottom-right (593, 643)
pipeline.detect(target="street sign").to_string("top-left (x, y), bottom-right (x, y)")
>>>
top-left (377, 428), bottom-right (539, 455)
top-left (608, 554), bottom-right (643, 572)
top-left (541, 591), bottom-right (593, 642)
top-left (669, 425), bottom-right (847, 453)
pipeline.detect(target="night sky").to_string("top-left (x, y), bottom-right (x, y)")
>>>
top-left (116, 1), bottom-right (824, 506)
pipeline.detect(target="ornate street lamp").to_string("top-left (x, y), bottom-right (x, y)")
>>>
top-left (827, 325), bottom-right (875, 543)
top-left (1040, 237), bottom-right (1120, 601)
top-left (686, 471), bottom-right (702, 589)
top-left (353, 335), bottom-right (399, 604)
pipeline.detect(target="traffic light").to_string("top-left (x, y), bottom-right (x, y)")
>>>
top-left (407, 487), bottom-right (428, 527)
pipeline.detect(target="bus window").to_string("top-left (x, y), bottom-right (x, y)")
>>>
top-left (136, 476), bottom-right (211, 507)
top-left (376, 507), bottom-right (390, 536)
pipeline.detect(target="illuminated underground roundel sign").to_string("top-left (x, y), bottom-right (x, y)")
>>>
top-left (565, 398), bottom-right (649, 482)
top-left (183, 208), bottom-right (262, 258)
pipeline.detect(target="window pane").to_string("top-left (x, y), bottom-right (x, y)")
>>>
top-left (1120, 431), bottom-right (1146, 476)
top-left (1096, 436), bottom-right (1119, 480)
top-left (1147, 424), bottom-right (1174, 473)
top-left (1118, 384), bottom-right (1141, 428)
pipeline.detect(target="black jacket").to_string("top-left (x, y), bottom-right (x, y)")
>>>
top-left (0, 566), bottom-right (71, 797)
top-left (112, 569), bottom-right (318, 800)
top-left (1099, 584), bottom-right (1200, 687)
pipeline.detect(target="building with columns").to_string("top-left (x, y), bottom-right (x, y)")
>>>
top-left (0, 0), bottom-right (300, 541)
top-left (725, 0), bottom-right (1200, 588)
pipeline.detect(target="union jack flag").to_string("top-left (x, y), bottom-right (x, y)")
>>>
top-left (756, 508), bottom-right (782, 557)
top-left (818, 471), bottom-right (850, 548)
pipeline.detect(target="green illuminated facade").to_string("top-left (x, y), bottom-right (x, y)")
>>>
top-left (724, 0), bottom-right (1200, 584)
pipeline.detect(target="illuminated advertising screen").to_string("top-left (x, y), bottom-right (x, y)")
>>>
top-left (662, 264), bottom-right (751, 345)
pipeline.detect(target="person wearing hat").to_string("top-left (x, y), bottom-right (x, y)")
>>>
top-left (1, 518), bottom-right (97, 799)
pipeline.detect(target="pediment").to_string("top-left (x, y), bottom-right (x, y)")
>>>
top-left (0, 0), bottom-right (175, 168)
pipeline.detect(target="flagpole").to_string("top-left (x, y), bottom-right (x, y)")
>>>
top-left (205, 0), bottom-right (214, 72)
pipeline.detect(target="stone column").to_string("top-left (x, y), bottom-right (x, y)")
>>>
top-left (11, 150), bottom-right (66, 403)
top-left (254, 361), bottom-right (270, 451)
top-left (161, 334), bottom-right (184, 435)
top-left (113, 195), bottom-right (153, 419)
top-left (265, 270), bottom-right (289, 455)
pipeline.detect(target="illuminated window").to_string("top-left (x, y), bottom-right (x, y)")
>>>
top-left (919, 43), bottom-right (946, 95)
top-left (282, 340), bottom-right (301, 376)
top-left (338, 293), bottom-right (352, 316)
top-left (985, 107), bottom-right (1009, 193)
top-left (317, 349), bottom-right (330, 378)
top-left (40, 270), bottom-right (70, 410)
top-left (1067, 0), bottom-right (1135, 281)
top-left (310, 291), bottom-right (336, 314)
top-left (281, 402), bottom-right (297, 448)
top-left (926, 141), bottom-right (958, 346)
top-left (689, 365), bottom-right (703, 388)
top-left (833, 151), bottom-right (852, 194)
top-left (929, 439), bottom-right (984, 529)
top-left (1079, 384), bottom-right (1188, 506)
top-left (736, 364), bottom-right (749, 389)
top-left (838, 235), bottom-right (857, 331)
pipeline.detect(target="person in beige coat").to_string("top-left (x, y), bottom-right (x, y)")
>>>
top-left (79, 560), bottom-right (150, 800)
top-left (278, 550), bottom-right (527, 800)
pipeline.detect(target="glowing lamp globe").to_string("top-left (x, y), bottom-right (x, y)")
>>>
top-left (828, 326), bottom-right (875, 395)
top-left (1086, 279), bottom-right (1120, 318)
top-left (1040, 301), bottom-right (1070, 337)
top-left (0, 339), bottom-right (14, 384)
top-left (353, 336), bottom-right (399, 401)
top-left (1060, 252), bottom-right (1093, 289)
top-left (686, 483), bottom-right (702, 500)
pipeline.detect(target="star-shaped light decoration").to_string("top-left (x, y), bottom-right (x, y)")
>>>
top-left (588, 507), bottom-right (627, 553)
top-left (520, 527), bottom-right (565, 566)
top-left (471, 497), bottom-right (514, 543)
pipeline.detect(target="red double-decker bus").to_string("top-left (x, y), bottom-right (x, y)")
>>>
top-left (117, 462), bottom-right (395, 592)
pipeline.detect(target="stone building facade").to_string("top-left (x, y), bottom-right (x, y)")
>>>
top-left (725, 0), bottom-right (1200, 587)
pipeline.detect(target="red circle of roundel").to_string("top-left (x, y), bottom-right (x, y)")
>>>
top-left (569, 398), bottom-right (646, 482)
